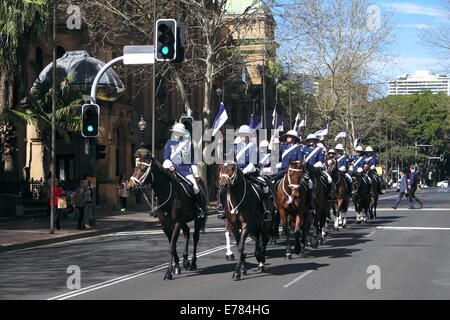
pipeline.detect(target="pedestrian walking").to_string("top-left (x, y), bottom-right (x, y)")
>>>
top-left (83, 174), bottom-right (95, 227)
top-left (392, 168), bottom-right (413, 209)
top-left (49, 177), bottom-right (65, 230)
top-left (408, 164), bottom-right (424, 209)
top-left (72, 180), bottom-right (88, 230)
top-left (118, 176), bottom-right (129, 213)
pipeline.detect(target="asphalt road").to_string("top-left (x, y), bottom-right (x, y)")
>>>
top-left (1, 188), bottom-right (450, 300)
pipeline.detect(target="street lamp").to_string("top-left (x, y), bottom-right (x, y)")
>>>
top-left (138, 115), bottom-right (147, 146)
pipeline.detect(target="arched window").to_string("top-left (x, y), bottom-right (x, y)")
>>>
top-left (35, 47), bottom-right (44, 72)
top-left (56, 46), bottom-right (66, 59)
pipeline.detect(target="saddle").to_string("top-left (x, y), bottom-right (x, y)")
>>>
top-left (174, 172), bottom-right (195, 197)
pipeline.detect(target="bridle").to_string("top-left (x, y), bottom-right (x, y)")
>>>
top-left (219, 165), bottom-right (247, 215)
top-left (281, 164), bottom-right (305, 204)
top-left (130, 160), bottom-right (173, 213)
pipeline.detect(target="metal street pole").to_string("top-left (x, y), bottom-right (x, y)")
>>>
top-left (50, 0), bottom-right (56, 234)
top-left (151, 0), bottom-right (156, 212)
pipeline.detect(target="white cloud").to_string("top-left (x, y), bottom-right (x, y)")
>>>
top-left (381, 3), bottom-right (447, 18)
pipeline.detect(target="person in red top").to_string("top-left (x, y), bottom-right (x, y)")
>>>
top-left (49, 178), bottom-right (65, 230)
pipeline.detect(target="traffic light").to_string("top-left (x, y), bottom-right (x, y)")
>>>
top-left (81, 103), bottom-right (99, 137)
top-left (155, 19), bottom-right (177, 61)
top-left (180, 115), bottom-right (193, 139)
top-left (172, 23), bottom-right (185, 64)
top-left (96, 143), bottom-right (106, 160)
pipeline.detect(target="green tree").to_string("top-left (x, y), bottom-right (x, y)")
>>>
top-left (0, 0), bottom-right (50, 180)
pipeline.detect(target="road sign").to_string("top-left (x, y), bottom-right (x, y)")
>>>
top-left (123, 45), bottom-right (155, 65)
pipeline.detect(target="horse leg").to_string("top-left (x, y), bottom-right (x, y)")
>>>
top-left (233, 226), bottom-right (248, 280)
top-left (181, 223), bottom-right (190, 271)
top-left (189, 218), bottom-right (201, 271)
top-left (254, 230), bottom-right (262, 270)
top-left (258, 224), bottom-right (270, 272)
top-left (280, 208), bottom-right (292, 259)
top-left (164, 222), bottom-right (181, 280)
top-left (271, 210), bottom-right (280, 244)
top-left (225, 229), bottom-right (235, 261)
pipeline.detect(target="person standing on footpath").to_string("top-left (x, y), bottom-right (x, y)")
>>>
top-left (83, 174), bottom-right (95, 227)
top-left (118, 176), bottom-right (129, 213)
top-left (49, 177), bottom-right (65, 230)
top-left (408, 164), bottom-right (424, 209)
top-left (392, 168), bottom-right (413, 209)
top-left (72, 180), bottom-right (88, 230)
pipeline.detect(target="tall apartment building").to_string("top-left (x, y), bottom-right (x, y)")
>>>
top-left (388, 70), bottom-right (450, 96)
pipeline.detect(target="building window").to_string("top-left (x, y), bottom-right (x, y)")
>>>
top-left (57, 46), bottom-right (66, 59)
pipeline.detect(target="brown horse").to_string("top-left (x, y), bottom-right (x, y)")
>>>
top-left (275, 159), bottom-right (311, 259)
top-left (127, 154), bottom-right (207, 280)
top-left (327, 158), bottom-right (351, 230)
top-left (218, 162), bottom-right (272, 280)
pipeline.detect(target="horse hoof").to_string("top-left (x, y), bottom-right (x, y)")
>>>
top-left (310, 239), bottom-right (319, 249)
top-left (164, 273), bottom-right (173, 280)
top-left (232, 273), bottom-right (241, 280)
top-left (189, 262), bottom-right (197, 271)
top-left (183, 261), bottom-right (190, 270)
top-left (226, 254), bottom-right (235, 261)
top-left (285, 254), bottom-right (292, 260)
top-left (258, 266), bottom-right (265, 272)
top-left (242, 269), bottom-right (247, 276)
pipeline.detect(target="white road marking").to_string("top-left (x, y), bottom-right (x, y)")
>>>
top-left (48, 244), bottom-right (229, 300)
top-left (283, 270), bottom-right (315, 288)
top-left (47, 236), bottom-right (253, 300)
top-left (347, 208), bottom-right (450, 212)
top-left (377, 226), bottom-right (450, 231)
top-left (365, 230), bottom-right (377, 238)
top-left (51, 250), bottom-right (101, 261)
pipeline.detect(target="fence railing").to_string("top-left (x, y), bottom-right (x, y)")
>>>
top-left (0, 179), bottom-right (46, 200)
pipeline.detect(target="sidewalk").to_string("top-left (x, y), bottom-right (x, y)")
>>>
top-left (0, 205), bottom-right (218, 253)
top-left (0, 208), bottom-right (160, 253)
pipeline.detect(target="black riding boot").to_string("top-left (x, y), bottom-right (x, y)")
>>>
top-left (262, 192), bottom-right (272, 221)
top-left (307, 189), bottom-right (314, 211)
top-left (194, 193), bottom-right (206, 218)
top-left (217, 203), bottom-right (226, 219)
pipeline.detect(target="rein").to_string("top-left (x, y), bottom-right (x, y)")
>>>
top-left (281, 166), bottom-right (305, 204)
top-left (221, 169), bottom-right (247, 214)
top-left (131, 161), bottom-right (173, 213)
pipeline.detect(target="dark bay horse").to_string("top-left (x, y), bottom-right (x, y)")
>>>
top-left (305, 162), bottom-right (330, 246)
top-left (218, 163), bottom-right (272, 280)
top-left (127, 154), bottom-right (207, 280)
top-left (275, 159), bottom-right (311, 259)
top-left (328, 158), bottom-right (351, 230)
top-left (352, 173), bottom-right (372, 224)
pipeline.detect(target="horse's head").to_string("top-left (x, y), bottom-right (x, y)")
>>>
top-left (287, 159), bottom-right (305, 197)
top-left (219, 162), bottom-right (238, 190)
top-left (127, 155), bottom-right (153, 192)
top-left (328, 158), bottom-right (337, 174)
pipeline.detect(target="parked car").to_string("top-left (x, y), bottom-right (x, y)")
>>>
top-left (437, 180), bottom-right (449, 188)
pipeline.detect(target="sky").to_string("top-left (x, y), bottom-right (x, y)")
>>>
top-left (376, 0), bottom-right (449, 77)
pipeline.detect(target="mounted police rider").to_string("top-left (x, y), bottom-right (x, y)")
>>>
top-left (272, 130), bottom-right (303, 183)
top-left (365, 146), bottom-right (383, 194)
top-left (234, 125), bottom-right (272, 221)
top-left (350, 146), bottom-right (366, 174)
top-left (163, 122), bottom-right (206, 218)
top-left (334, 143), bottom-right (353, 191)
top-left (303, 134), bottom-right (334, 201)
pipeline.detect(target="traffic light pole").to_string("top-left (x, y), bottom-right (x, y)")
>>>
top-left (88, 56), bottom-right (124, 225)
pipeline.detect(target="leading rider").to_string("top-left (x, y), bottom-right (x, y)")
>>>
top-left (163, 122), bottom-right (206, 218)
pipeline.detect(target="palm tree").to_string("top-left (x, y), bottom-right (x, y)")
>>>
top-left (0, 0), bottom-right (50, 181)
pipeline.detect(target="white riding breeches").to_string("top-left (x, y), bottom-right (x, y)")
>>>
top-left (186, 174), bottom-right (200, 194)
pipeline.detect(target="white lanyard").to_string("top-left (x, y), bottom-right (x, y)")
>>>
top-left (282, 144), bottom-right (299, 160)
top-left (170, 140), bottom-right (190, 160)
top-left (236, 142), bottom-right (254, 162)
top-left (305, 146), bottom-right (321, 162)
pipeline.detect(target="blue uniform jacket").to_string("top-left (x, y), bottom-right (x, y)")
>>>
top-left (337, 154), bottom-right (349, 169)
top-left (365, 155), bottom-right (378, 167)
top-left (163, 139), bottom-right (192, 176)
top-left (303, 145), bottom-right (323, 166)
top-left (235, 141), bottom-right (257, 170)
top-left (279, 142), bottom-right (303, 171)
top-left (352, 155), bottom-right (366, 169)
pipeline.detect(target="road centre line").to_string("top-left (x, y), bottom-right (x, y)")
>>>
top-left (283, 270), bottom-right (315, 288)
top-left (48, 237), bottom-right (253, 300)
top-left (377, 226), bottom-right (450, 231)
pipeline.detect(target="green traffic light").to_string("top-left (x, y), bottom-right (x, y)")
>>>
top-left (162, 46), bottom-right (169, 55)
top-left (87, 125), bottom-right (94, 132)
